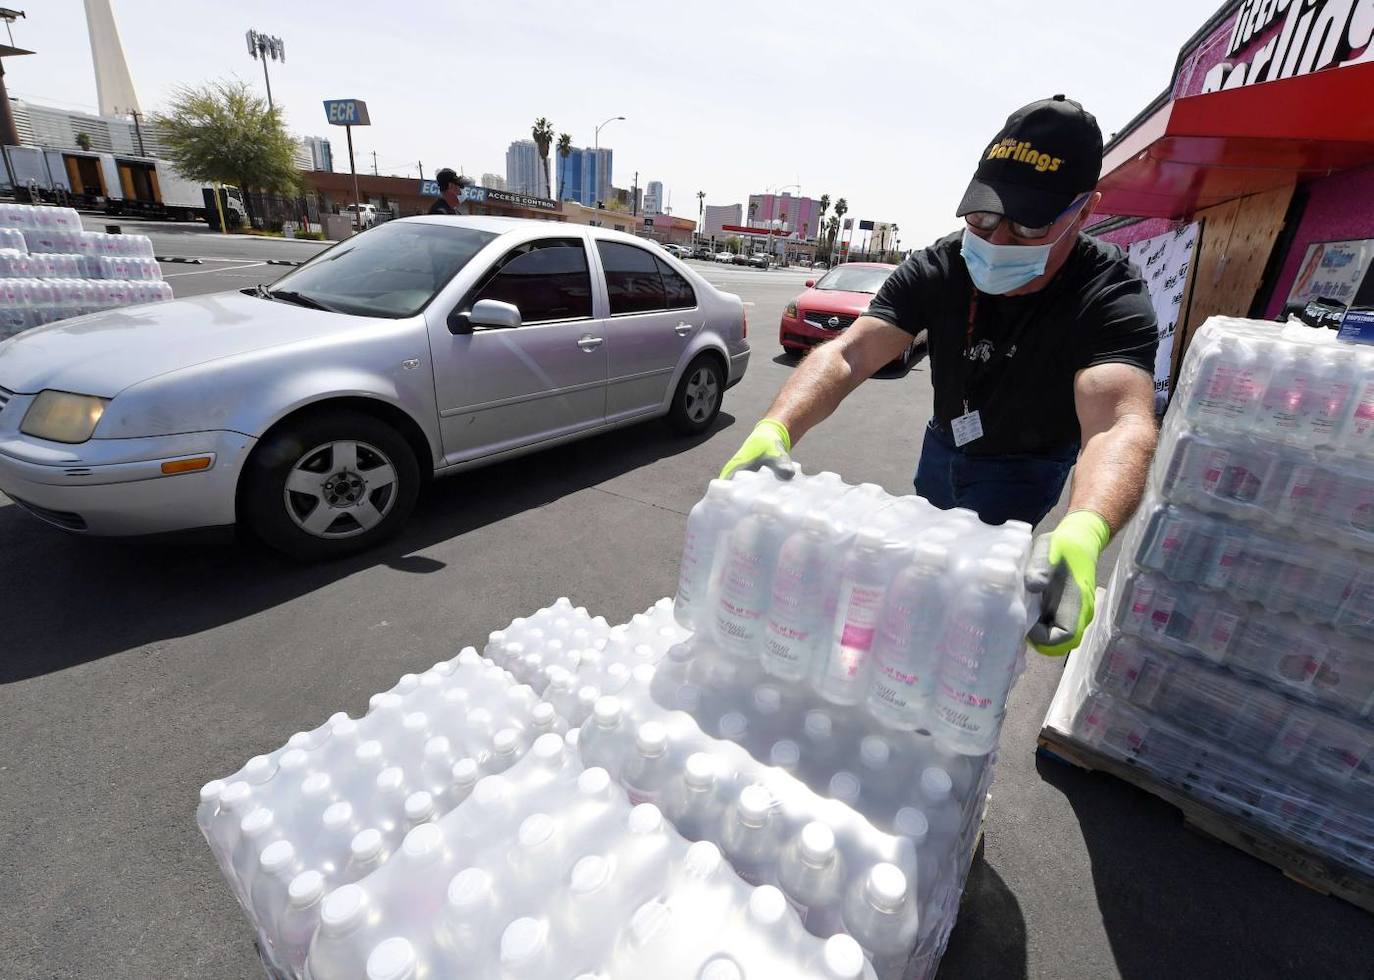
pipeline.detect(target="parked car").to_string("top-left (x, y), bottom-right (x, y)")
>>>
top-left (0, 217), bottom-right (751, 559)
top-left (693, 244), bottom-right (714, 260)
top-left (714, 251), bottom-right (734, 263)
top-left (344, 203), bottom-right (378, 228)
top-left (778, 261), bottom-right (917, 366)
top-left (731, 253), bottom-right (751, 266)
top-left (748, 252), bottom-right (769, 269)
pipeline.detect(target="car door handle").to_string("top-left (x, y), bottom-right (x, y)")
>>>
top-left (577, 335), bottom-right (604, 352)
top-left (674, 322), bottom-right (694, 336)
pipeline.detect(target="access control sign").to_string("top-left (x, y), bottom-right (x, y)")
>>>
top-left (323, 99), bottom-right (371, 126)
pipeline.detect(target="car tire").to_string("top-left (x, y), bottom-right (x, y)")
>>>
top-left (668, 354), bottom-right (725, 436)
top-left (241, 409), bottom-right (420, 561)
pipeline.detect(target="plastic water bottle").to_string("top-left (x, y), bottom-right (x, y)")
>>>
top-left (761, 512), bottom-right (837, 681)
top-left (1257, 348), bottom-right (1314, 439)
top-left (866, 541), bottom-right (951, 730)
top-left (777, 822), bottom-right (845, 935)
top-left (917, 767), bottom-right (960, 855)
top-left (814, 529), bottom-right (895, 705)
top-left (250, 839), bottom-right (302, 940)
top-left (277, 870), bottom-right (326, 977)
top-left (1342, 369), bottom-right (1374, 458)
top-left (623, 722), bottom-right (674, 805)
top-left (931, 559), bottom-right (1025, 754)
top-left (1307, 348), bottom-right (1356, 446)
top-left (580, 696), bottom-right (630, 777)
top-left (720, 784), bottom-right (778, 886)
top-left (841, 864), bottom-right (919, 976)
top-left (676, 479), bottom-right (739, 629)
top-left (345, 827), bottom-right (390, 880)
top-left (663, 752), bottom-right (723, 841)
top-left (714, 499), bottom-right (789, 657)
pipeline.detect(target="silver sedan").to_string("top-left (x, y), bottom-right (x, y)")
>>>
top-left (0, 217), bottom-right (750, 559)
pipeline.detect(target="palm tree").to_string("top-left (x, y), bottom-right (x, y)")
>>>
top-left (833, 198), bottom-right (848, 261)
top-left (531, 117), bottom-right (554, 198)
top-left (889, 223), bottom-right (900, 261)
top-left (748, 200), bottom-right (758, 225)
top-left (555, 132), bottom-right (572, 201)
top-left (817, 193), bottom-right (830, 242)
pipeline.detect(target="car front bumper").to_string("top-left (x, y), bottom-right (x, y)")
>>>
top-left (780, 314), bottom-right (841, 349)
top-left (0, 425), bottom-right (256, 536)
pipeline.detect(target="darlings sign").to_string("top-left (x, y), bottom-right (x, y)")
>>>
top-left (1202, 0), bottom-right (1374, 92)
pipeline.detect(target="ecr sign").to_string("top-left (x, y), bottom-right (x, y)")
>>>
top-left (323, 99), bottom-right (371, 126)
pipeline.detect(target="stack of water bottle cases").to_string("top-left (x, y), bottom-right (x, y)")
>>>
top-left (0, 202), bottom-right (171, 340)
top-left (1046, 316), bottom-right (1374, 879)
top-left (198, 469), bottom-right (1038, 980)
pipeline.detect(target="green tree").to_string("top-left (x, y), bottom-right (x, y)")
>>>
top-left (555, 132), bottom-right (572, 201)
top-left (75, 132), bottom-right (93, 151)
top-left (532, 117), bottom-right (554, 199)
top-left (153, 79), bottom-right (300, 228)
top-left (832, 198), bottom-right (849, 260)
top-left (725, 235), bottom-right (742, 254)
top-left (817, 193), bottom-right (830, 242)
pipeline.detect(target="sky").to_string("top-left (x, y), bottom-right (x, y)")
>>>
top-left (11, 0), bottom-right (1211, 246)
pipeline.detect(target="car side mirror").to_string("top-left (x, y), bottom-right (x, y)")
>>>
top-left (804, 279), bottom-right (815, 288)
top-left (450, 298), bottom-right (522, 334)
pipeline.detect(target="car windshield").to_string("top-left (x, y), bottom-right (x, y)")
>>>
top-left (268, 222), bottom-right (497, 318)
top-left (814, 266), bottom-right (892, 293)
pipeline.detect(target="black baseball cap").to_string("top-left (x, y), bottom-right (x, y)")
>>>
top-left (956, 95), bottom-right (1103, 228)
top-left (436, 168), bottom-right (473, 190)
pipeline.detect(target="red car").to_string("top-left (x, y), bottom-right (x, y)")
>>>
top-left (779, 262), bottom-right (919, 367)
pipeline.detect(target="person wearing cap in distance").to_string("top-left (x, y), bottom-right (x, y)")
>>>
top-left (428, 168), bottom-right (475, 215)
top-left (719, 96), bottom-right (1159, 657)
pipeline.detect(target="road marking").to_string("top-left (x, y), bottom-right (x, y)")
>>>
top-left (161, 261), bottom-right (267, 278)
top-left (743, 302), bottom-right (755, 306)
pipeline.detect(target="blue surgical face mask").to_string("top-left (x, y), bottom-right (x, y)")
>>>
top-left (960, 213), bottom-right (1081, 295)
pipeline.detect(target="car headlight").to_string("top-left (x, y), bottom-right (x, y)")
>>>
top-left (784, 302), bottom-right (798, 319)
top-left (20, 390), bottom-right (109, 444)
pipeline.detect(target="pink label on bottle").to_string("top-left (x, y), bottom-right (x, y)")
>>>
top-left (840, 624), bottom-right (876, 649)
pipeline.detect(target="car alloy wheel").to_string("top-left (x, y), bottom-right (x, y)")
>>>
top-left (283, 439), bottom-right (399, 539)
top-left (683, 366), bottom-right (720, 424)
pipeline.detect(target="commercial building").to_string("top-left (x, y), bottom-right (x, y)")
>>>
top-left (747, 192), bottom-right (821, 241)
top-left (555, 146), bottom-right (613, 206)
top-left (643, 180), bottom-right (663, 215)
top-left (299, 171), bottom-right (564, 226)
top-left (300, 136), bottom-right (333, 172)
top-left (702, 203), bottom-right (742, 239)
top-left (639, 212), bottom-right (696, 246)
top-left (505, 139), bottom-right (549, 198)
top-left (9, 98), bottom-right (166, 157)
top-left (482, 173), bottom-right (507, 191)
top-left (608, 185), bottom-right (640, 214)
top-left (560, 201), bottom-right (641, 235)
top-left (1084, 0), bottom-right (1374, 402)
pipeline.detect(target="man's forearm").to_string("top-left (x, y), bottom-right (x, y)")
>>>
top-left (762, 342), bottom-right (868, 445)
top-left (1067, 412), bottom-right (1157, 533)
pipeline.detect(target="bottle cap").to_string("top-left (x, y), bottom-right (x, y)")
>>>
top-left (921, 766), bottom-right (953, 801)
top-left (278, 748), bottom-right (309, 773)
top-left (577, 685), bottom-right (601, 711)
top-left (629, 901), bottom-right (672, 945)
top-left (241, 755), bottom-right (274, 783)
top-left (866, 863), bottom-right (908, 912)
top-left (319, 883), bottom-right (367, 933)
top-left (395, 674), bottom-right (419, 693)
top-left (570, 854), bottom-right (611, 895)
top-left (748, 885), bottom-right (788, 925)
top-left (452, 758), bottom-right (480, 787)
top-left (240, 807), bottom-right (274, 837)
top-left (331, 715), bottom-right (359, 740)
top-left (355, 740), bottom-right (384, 765)
top-left (492, 728), bottom-right (520, 756)
top-left (287, 870), bottom-right (325, 908)
top-left (466, 707), bottom-right (493, 731)
top-left (804, 710), bottom-right (833, 739)
top-left (855, 526), bottom-right (887, 551)
top-left (447, 867), bottom-right (493, 912)
top-left (707, 477), bottom-right (733, 498)
top-left (366, 937), bottom-right (417, 980)
top-left (322, 801), bottom-right (353, 829)
top-left (259, 839), bottom-right (295, 874)
top-left (769, 739), bottom-right (800, 769)
top-left (636, 721), bottom-right (668, 756)
top-left (628, 803), bottom-right (664, 834)
top-left (350, 828), bottom-right (383, 861)
top-left (402, 711), bottom-right (427, 732)
top-left (376, 767), bottom-right (405, 793)
top-left (911, 540), bottom-right (950, 569)
top-left (667, 640), bottom-right (697, 665)
top-left (822, 935), bottom-right (867, 979)
top-left (546, 665), bottom-right (573, 690)
top-left (828, 771), bottom-right (860, 804)
top-left (803, 511), bottom-right (833, 535)
top-left (737, 784), bottom-right (773, 826)
top-left (531, 702), bottom-right (557, 729)
top-left (404, 791), bottom-right (435, 823)
top-left (371, 692), bottom-right (403, 714)
top-left (199, 779), bottom-right (225, 804)
top-left (518, 812), bottom-right (556, 848)
top-left (752, 686), bottom-right (782, 714)
top-left (684, 752), bottom-right (718, 790)
top-left (532, 731), bottom-right (565, 763)
top-left (699, 958), bottom-right (744, 980)
top-left (718, 711), bottom-right (748, 740)
top-left (578, 767), bottom-right (612, 797)
top-left (895, 807), bottom-right (930, 843)
top-left (564, 728), bottom-right (581, 749)
top-left (632, 663), bottom-right (656, 686)
top-left (978, 558), bottom-right (1020, 590)
top-left (798, 821), bottom-right (837, 865)
top-left (683, 840), bottom-right (723, 879)
top-left (402, 822), bottom-right (443, 860)
top-left (500, 917), bottom-right (548, 964)
top-left (860, 736), bottom-right (891, 769)
top-left (593, 696), bottom-right (622, 727)
top-left (472, 776), bottom-right (508, 809)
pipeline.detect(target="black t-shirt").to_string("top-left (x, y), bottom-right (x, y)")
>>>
top-left (866, 231), bottom-right (1158, 455)
top-left (428, 198), bottom-right (457, 215)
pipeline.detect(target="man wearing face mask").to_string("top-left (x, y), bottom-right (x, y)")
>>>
top-left (719, 96), bottom-right (1158, 656)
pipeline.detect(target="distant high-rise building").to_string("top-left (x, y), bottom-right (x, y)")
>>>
top-left (300, 135), bottom-right (333, 172)
top-left (555, 146), bottom-right (613, 206)
top-left (747, 192), bottom-right (822, 240)
top-left (482, 173), bottom-right (507, 191)
top-left (505, 139), bottom-right (549, 197)
top-left (703, 203), bottom-right (743, 238)
top-left (644, 180), bottom-right (663, 215)
top-left (83, 0), bottom-right (141, 117)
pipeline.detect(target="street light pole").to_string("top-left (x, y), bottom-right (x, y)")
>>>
top-left (246, 29), bottom-right (285, 113)
top-left (593, 114), bottom-right (624, 208)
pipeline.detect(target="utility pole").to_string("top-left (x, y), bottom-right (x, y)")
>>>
top-left (246, 29), bottom-right (285, 112)
top-left (632, 170), bottom-right (639, 218)
top-left (418, 161), bottom-right (423, 179)
top-left (372, 151), bottom-right (378, 176)
top-left (128, 108), bottom-right (147, 156)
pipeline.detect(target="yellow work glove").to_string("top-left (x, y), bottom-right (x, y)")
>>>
top-left (720, 419), bottom-right (793, 480)
top-left (1024, 509), bottom-right (1111, 656)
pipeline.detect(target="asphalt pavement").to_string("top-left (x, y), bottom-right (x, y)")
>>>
top-left (2, 222), bottom-right (1371, 979)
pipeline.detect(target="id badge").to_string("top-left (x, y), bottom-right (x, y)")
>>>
top-left (951, 409), bottom-right (983, 447)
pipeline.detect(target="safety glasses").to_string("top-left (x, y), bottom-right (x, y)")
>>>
top-left (964, 192), bottom-right (1090, 241)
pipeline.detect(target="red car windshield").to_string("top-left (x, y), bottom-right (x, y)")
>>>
top-left (814, 266), bottom-right (892, 293)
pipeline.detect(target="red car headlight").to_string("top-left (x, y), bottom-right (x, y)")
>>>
top-left (784, 301), bottom-right (798, 319)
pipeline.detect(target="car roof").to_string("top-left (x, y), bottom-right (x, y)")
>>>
top-left (830, 261), bottom-right (898, 270)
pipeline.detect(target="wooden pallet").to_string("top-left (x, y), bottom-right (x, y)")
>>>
top-left (1037, 726), bottom-right (1374, 916)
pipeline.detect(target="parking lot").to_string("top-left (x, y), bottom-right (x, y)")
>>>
top-left (2, 222), bottom-right (1371, 979)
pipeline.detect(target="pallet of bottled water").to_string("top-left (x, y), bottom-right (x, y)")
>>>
top-left (0, 202), bottom-right (169, 339)
top-left (1042, 316), bottom-right (1374, 896)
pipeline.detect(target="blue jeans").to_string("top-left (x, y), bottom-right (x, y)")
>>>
top-left (914, 422), bottom-right (1077, 528)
